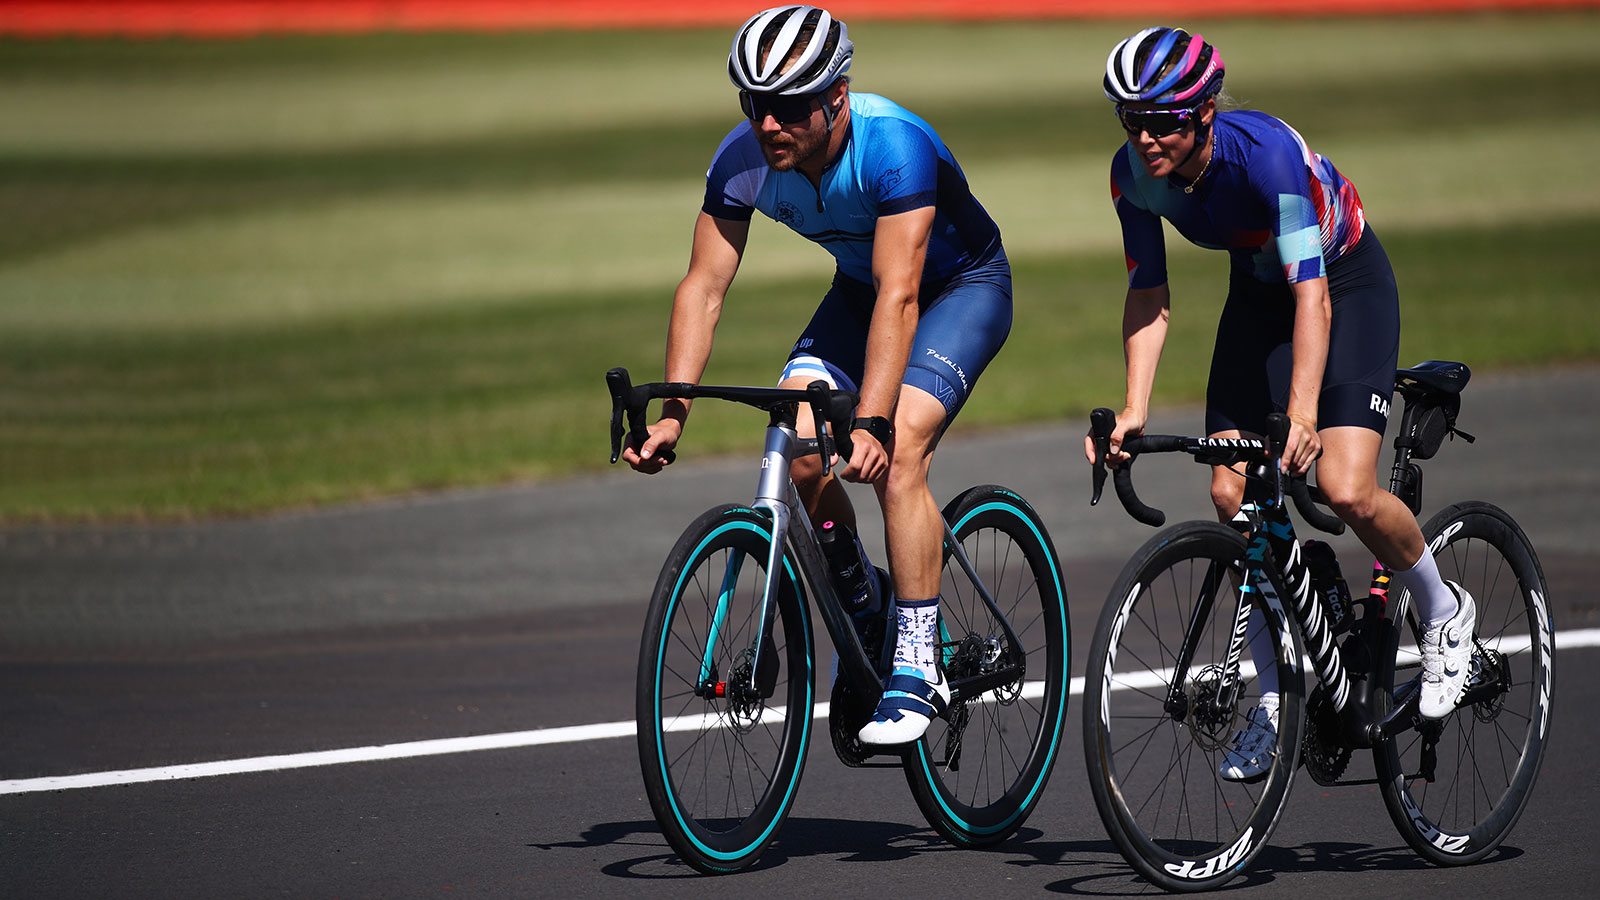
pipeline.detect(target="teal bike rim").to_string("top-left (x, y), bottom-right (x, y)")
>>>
top-left (652, 517), bottom-right (813, 863)
top-left (915, 500), bottom-right (1068, 834)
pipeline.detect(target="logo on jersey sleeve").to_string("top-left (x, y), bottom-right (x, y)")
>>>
top-left (879, 167), bottom-right (903, 196)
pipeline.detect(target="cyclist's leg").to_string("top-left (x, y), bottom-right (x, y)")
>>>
top-left (859, 254), bottom-right (1013, 745)
top-left (1313, 228), bottom-right (1473, 716)
top-left (1202, 271), bottom-right (1290, 769)
top-left (1204, 265), bottom-right (1283, 522)
top-left (859, 385), bottom-right (950, 737)
top-left (780, 271), bottom-right (871, 528)
top-left (875, 385), bottom-right (947, 604)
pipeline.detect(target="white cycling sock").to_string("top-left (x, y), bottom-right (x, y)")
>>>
top-left (891, 597), bottom-right (939, 677)
top-left (1393, 550), bottom-right (1458, 628)
top-left (1246, 606), bottom-right (1280, 698)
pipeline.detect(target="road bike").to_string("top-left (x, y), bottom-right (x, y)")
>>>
top-left (1081, 361), bottom-right (1553, 891)
top-left (606, 367), bottom-right (1071, 874)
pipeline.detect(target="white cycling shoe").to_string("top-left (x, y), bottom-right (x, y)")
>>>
top-left (1218, 698), bottom-right (1279, 783)
top-left (1419, 582), bottom-right (1477, 719)
top-left (858, 666), bottom-right (950, 746)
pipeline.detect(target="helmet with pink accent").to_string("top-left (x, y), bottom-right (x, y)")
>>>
top-left (1103, 26), bottom-right (1224, 106)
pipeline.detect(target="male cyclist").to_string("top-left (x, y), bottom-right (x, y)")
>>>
top-left (1080, 27), bottom-right (1477, 780)
top-left (621, 5), bottom-right (1013, 746)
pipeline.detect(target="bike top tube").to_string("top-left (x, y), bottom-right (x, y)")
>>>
top-left (1088, 408), bottom-right (1346, 535)
top-left (606, 366), bottom-right (860, 479)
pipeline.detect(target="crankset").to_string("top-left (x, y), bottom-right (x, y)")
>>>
top-left (1301, 684), bottom-right (1353, 785)
top-left (828, 676), bottom-right (880, 767)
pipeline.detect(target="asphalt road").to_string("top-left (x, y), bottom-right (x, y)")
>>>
top-left (2, 365), bottom-right (1597, 898)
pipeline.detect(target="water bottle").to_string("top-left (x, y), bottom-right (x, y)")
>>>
top-left (1303, 540), bottom-right (1353, 631)
top-left (818, 520), bottom-right (878, 617)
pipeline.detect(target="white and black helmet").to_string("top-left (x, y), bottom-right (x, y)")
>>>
top-left (728, 5), bottom-right (853, 96)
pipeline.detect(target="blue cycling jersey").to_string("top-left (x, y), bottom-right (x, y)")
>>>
top-left (1112, 110), bottom-right (1367, 289)
top-left (702, 92), bottom-right (1003, 285)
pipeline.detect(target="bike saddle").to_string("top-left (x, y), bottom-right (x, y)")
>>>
top-left (1395, 360), bottom-right (1470, 396)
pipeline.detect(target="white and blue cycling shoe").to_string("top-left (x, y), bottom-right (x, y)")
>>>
top-left (857, 665), bottom-right (950, 745)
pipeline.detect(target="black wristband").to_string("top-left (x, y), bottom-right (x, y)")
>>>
top-left (850, 416), bottom-right (893, 445)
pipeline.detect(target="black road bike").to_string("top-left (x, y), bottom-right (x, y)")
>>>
top-left (1081, 361), bottom-right (1553, 891)
top-left (607, 368), bottom-right (1071, 874)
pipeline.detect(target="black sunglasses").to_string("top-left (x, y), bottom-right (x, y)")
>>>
top-left (1115, 104), bottom-right (1198, 138)
top-left (739, 89), bottom-right (821, 125)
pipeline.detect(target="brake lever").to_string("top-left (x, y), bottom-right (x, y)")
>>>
top-left (804, 380), bottom-right (844, 476)
top-left (1089, 407), bottom-right (1116, 506)
top-left (606, 368), bottom-right (631, 464)
top-left (605, 367), bottom-right (675, 465)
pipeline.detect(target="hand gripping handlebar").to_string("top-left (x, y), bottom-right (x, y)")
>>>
top-left (606, 367), bottom-right (859, 475)
top-left (1088, 407), bottom-right (1346, 535)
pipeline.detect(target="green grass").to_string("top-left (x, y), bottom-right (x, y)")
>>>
top-left (1, 13), bottom-right (1597, 519)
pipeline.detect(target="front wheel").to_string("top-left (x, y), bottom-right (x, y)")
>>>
top-left (1375, 501), bottom-right (1553, 865)
top-left (636, 505), bottom-right (814, 874)
top-left (1083, 521), bottom-right (1305, 892)
top-left (903, 486), bottom-right (1071, 848)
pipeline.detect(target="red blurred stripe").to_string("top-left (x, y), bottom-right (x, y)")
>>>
top-left (0, 1), bottom-right (1595, 38)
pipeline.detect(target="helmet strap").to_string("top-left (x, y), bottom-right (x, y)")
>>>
top-left (820, 80), bottom-right (845, 133)
top-left (1174, 104), bottom-right (1214, 172)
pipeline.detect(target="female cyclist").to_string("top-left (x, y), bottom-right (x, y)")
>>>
top-left (1081, 26), bottom-right (1477, 781)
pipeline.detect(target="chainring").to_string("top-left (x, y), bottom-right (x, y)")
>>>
top-left (828, 676), bottom-right (878, 767)
top-left (1301, 684), bottom-right (1353, 785)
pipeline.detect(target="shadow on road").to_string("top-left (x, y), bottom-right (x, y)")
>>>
top-left (1037, 838), bottom-right (1525, 894)
top-left (536, 816), bottom-right (1526, 890)
top-left (534, 817), bottom-right (1071, 878)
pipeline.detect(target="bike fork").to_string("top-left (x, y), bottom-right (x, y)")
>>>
top-left (1163, 559), bottom-right (1228, 718)
top-left (735, 423), bottom-right (797, 696)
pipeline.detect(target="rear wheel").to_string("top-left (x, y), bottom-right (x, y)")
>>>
top-left (902, 486), bottom-right (1071, 847)
top-left (636, 505), bottom-right (814, 874)
top-left (1083, 521), bottom-right (1304, 891)
top-left (1375, 501), bottom-right (1553, 865)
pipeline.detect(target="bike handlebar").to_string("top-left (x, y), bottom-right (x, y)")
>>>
top-left (606, 367), bottom-right (860, 474)
top-left (1088, 407), bottom-right (1346, 535)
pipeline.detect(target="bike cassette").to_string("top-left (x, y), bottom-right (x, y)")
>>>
top-left (1301, 684), bottom-right (1352, 785)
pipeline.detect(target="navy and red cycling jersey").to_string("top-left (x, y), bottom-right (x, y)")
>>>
top-left (1112, 110), bottom-right (1367, 289)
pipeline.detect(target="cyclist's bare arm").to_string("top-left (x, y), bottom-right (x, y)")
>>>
top-left (1084, 283), bottom-right (1171, 465)
top-left (623, 212), bottom-right (749, 473)
top-left (1282, 275), bottom-right (1331, 475)
top-left (844, 206), bottom-right (933, 483)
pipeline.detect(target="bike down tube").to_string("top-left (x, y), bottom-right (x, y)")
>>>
top-left (784, 487), bottom-right (883, 692)
top-left (1219, 529), bottom-right (1272, 713)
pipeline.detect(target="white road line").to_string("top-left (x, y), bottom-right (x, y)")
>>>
top-left (6, 626), bottom-right (1595, 796)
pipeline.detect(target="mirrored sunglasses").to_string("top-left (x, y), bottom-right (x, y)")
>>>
top-left (739, 90), bottom-right (820, 126)
top-left (1116, 104), bottom-right (1198, 138)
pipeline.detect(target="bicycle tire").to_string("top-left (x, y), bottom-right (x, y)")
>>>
top-left (636, 504), bottom-right (814, 874)
top-left (1375, 500), bottom-right (1553, 865)
top-left (902, 486), bottom-right (1071, 848)
top-left (1083, 520), bottom-right (1305, 892)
